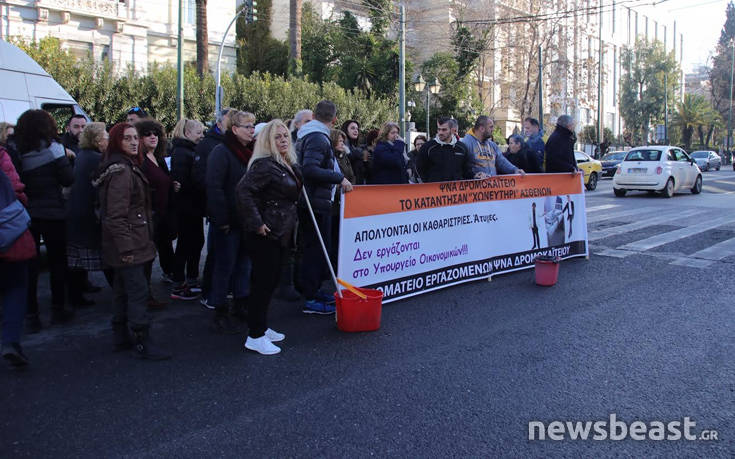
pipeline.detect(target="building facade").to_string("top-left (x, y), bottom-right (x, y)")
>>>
top-left (0, 0), bottom-right (240, 73)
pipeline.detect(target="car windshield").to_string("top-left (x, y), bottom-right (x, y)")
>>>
top-left (691, 151), bottom-right (709, 158)
top-left (624, 150), bottom-right (661, 161)
top-left (602, 152), bottom-right (625, 160)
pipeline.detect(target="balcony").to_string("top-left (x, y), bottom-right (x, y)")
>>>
top-left (35, 0), bottom-right (125, 20)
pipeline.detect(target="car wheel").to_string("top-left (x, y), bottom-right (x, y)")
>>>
top-left (691, 175), bottom-right (702, 194)
top-left (614, 188), bottom-right (626, 197)
top-left (662, 177), bottom-right (675, 198)
top-left (585, 172), bottom-right (598, 191)
top-left (717, 165), bottom-right (721, 171)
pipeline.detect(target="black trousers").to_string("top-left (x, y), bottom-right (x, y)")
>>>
top-left (112, 263), bottom-right (150, 329)
top-left (531, 226), bottom-right (540, 249)
top-left (172, 213), bottom-right (204, 283)
top-left (246, 235), bottom-right (282, 338)
top-left (297, 208), bottom-right (331, 300)
top-left (153, 217), bottom-right (176, 276)
top-left (28, 218), bottom-right (67, 313)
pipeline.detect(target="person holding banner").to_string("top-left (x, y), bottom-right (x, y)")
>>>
top-left (370, 122), bottom-right (408, 185)
top-left (236, 120), bottom-right (301, 355)
top-left (505, 134), bottom-right (541, 173)
top-left (416, 117), bottom-right (475, 183)
top-left (545, 115), bottom-right (579, 174)
top-left (297, 100), bottom-right (352, 315)
top-left (461, 116), bottom-right (523, 179)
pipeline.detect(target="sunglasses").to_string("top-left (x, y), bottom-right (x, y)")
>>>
top-left (128, 107), bottom-right (143, 113)
top-left (141, 130), bottom-right (160, 137)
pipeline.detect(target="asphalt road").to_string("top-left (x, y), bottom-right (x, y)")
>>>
top-left (1, 170), bottom-right (734, 457)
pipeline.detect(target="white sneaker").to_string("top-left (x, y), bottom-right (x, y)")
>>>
top-left (244, 336), bottom-right (281, 355)
top-left (265, 328), bottom-right (285, 342)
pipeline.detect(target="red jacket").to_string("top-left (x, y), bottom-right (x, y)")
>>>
top-left (0, 147), bottom-right (36, 262)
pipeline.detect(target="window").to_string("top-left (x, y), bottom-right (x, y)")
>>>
top-left (625, 150), bottom-right (662, 162)
top-left (674, 149), bottom-right (690, 162)
top-left (667, 150), bottom-right (676, 161)
top-left (186, 0), bottom-right (196, 25)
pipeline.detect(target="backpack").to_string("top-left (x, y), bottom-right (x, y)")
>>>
top-left (0, 169), bottom-right (30, 252)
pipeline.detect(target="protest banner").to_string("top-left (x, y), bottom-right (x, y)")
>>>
top-left (338, 173), bottom-right (588, 303)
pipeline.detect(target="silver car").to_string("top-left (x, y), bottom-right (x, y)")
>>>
top-left (691, 151), bottom-right (721, 171)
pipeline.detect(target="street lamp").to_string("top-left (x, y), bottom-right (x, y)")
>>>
top-left (215, 5), bottom-right (249, 117)
top-left (413, 74), bottom-right (440, 137)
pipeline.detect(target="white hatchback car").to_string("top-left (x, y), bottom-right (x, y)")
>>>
top-left (612, 146), bottom-right (702, 198)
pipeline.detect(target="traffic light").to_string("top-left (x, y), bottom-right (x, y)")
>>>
top-left (245, 0), bottom-right (258, 23)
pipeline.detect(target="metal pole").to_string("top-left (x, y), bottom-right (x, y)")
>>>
top-left (597, 0), bottom-right (603, 150)
top-left (728, 41), bottom-right (734, 153)
top-left (300, 187), bottom-right (342, 298)
top-left (215, 8), bottom-right (246, 116)
top-left (399, 4), bottom-right (406, 149)
top-left (664, 72), bottom-right (668, 144)
top-left (426, 91), bottom-right (430, 138)
top-left (538, 44), bottom-right (543, 132)
top-left (177, 0), bottom-right (184, 120)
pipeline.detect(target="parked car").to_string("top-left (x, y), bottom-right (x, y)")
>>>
top-left (690, 150), bottom-right (721, 171)
top-left (612, 146), bottom-right (702, 198)
top-left (574, 151), bottom-right (602, 191)
top-left (600, 151), bottom-right (627, 177)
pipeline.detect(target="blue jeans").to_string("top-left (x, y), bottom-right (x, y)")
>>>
top-left (209, 226), bottom-right (251, 309)
top-left (1, 261), bottom-right (29, 345)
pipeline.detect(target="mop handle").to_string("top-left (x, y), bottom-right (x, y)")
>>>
top-left (301, 186), bottom-right (343, 298)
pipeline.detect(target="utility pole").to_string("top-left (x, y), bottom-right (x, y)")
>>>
top-left (177, 0), bottom-right (185, 120)
top-left (597, 0), bottom-right (604, 151)
top-left (399, 4), bottom-right (406, 150)
top-left (664, 72), bottom-right (668, 144)
top-left (538, 45), bottom-right (543, 132)
top-left (728, 40), bottom-right (734, 154)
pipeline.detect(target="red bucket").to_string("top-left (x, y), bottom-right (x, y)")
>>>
top-left (534, 255), bottom-right (560, 286)
top-left (334, 287), bottom-right (383, 332)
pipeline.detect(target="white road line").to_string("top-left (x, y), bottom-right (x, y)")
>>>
top-left (685, 236), bottom-right (735, 261)
top-left (617, 214), bottom-right (735, 252)
top-left (586, 204), bottom-right (619, 213)
top-left (587, 206), bottom-right (658, 224)
top-left (588, 208), bottom-right (705, 242)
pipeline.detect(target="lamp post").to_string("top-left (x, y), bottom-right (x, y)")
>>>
top-left (413, 74), bottom-right (440, 137)
top-left (728, 39), bottom-right (734, 156)
top-left (215, 5), bottom-right (248, 117)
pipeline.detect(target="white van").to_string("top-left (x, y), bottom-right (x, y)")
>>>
top-left (0, 39), bottom-right (88, 125)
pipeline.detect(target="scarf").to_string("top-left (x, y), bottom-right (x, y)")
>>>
top-left (435, 134), bottom-right (457, 147)
top-left (224, 130), bottom-right (253, 165)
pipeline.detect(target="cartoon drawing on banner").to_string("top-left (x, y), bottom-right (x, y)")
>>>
top-left (529, 201), bottom-right (548, 249)
top-left (544, 196), bottom-right (566, 246)
top-left (562, 195), bottom-right (576, 241)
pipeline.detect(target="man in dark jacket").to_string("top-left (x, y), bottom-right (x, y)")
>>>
top-left (416, 116), bottom-right (475, 182)
top-left (60, 115), bottom-right (86, 156)
top-left (297, 100), bottom-right (352, 315)
top-left (523, 117), bottom-right (545, 170)
top-left (544, 115), bottom-right (579, 173)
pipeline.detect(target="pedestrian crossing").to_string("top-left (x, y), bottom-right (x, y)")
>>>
top-left (585, 203), bottom-right (735, 268)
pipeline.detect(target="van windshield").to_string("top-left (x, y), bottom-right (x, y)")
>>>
top-left (624, 150), bottom-right (661, 161)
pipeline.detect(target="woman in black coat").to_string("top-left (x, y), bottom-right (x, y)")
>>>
top-left (505, 134), bottom-right (542, 173)
top-left (341, 120), bottom-right (368, 184)
top-left (66, 122), bottom-right (112, 304)
top-left (369, 122), bottom-right (408, 185)
top-left (236, 120), bottom-right (301, 356)
top-left (16, 110), bottom-right (75, 332)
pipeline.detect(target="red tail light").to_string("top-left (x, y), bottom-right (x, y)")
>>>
top-left (656, 166), bottom-right (663, 175)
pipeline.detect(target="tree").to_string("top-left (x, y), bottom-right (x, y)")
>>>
top-left (195, 0), bottom-right (209, 77)
top-left (363, 0), bottom-right (392, 36)
top-left (619, 39), bottom-right (680, 145)
top-left (289, 0), bottom-right (303, 75)
top-left (709, 2), bottom-right (735, 130)
top-left (236, 0), bottom-right (289, 76)
top-left (672, 94), bottom-right (710, 150)
top-left (579, 125), bottom-right (613, 145)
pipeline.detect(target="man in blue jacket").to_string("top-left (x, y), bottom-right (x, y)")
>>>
top-left (298, 100), bottom-right (353, 315)
top-left (523, 117), bottom-right (545, 171)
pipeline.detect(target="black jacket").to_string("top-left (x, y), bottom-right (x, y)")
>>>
top-left (192, 127), bottom-right (224, 195)
top-left (66, 148), bottom-right (103, 247)
top-left (416, 139), bottom-right (474, 183)
top-left (505, 145), bottom-right (542, 173)
top-left (545, 124), bottom-right (578, 173)
top-left (347, 142), bottom-right (370, 185)
top-left (236, 157), bottom-right (302, 247)
top-left (370, 140), bottom-right (408, 184)
top-left (20, 141), bottom-right (74, 220)
top-left (206, 140), bottom-right (250, 229)
top-left (299, 129), bottom-right (343, 214)
top-left (170, 137), bottom-right (205, 217)
top-left (61, 132), bottom-right (81, 156)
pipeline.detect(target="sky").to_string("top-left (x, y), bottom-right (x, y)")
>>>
top-left (634, 0), bottom-right (731, 73)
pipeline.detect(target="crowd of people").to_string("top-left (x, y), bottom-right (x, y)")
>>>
top-left (0, 100), bottom-right (580, 363)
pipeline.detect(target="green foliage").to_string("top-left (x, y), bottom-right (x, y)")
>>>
top-left (11, 37), bottom-right (395, 132)
top-left (236, 0), bottom-right (289, 76)
top-left (362, 0), bottom-right (392, 36)
top-left (452, 23), bottom-right (488, 80)
top-left (619, 38), bottom-right (680, 145)
top-left (709, 2), bottom-right (735, 122)
top-left (672, 94), bottom-right (720, 150)
top-left (579, 125), bottom-right (614, 145)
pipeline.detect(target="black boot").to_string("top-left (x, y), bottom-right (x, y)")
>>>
top-left (112, 320), bottom-right (133, 352)
top-left (230, 297), bottom-right (248, 322)
top-left (131, 327), bottom-right (171, 361)
top-left (51, 305), bottom-right (75, 324)
top-left (275, 252), bottom-right (301, 302)
top-left (210, 307), bottom-right (241, 334)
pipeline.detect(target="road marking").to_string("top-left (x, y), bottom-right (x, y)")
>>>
top-left (587, 206), bottom-right (658, 224)
top-left (586, 204), bottom-right (619, 213)
top-left (670, 258), bottom-right (714, 268)
top-left (617, 214), bottom-right (735, 251)
top-left (588, 208), bottom-right (705, 241)
top-left (685, 236), bottom-right (735, 261)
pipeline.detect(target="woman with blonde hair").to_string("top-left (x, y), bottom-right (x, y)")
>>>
top-left (206, 110), bottom-right (256, 334)
top-left (235, 119), bottom-right (301, 355)
top-left (169, 118), bottom-right (205, 300)
top-left (369, 121), bottom-right (408, 184)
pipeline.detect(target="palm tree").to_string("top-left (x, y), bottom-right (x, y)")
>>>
top-left (672, 94), bottom-right (709, 150)
top-left (196, 0), bottom-right (208, 77)
top-left (289, 0), bottom-right (302, 74)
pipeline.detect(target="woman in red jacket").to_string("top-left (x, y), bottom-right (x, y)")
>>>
top-left (0, 146), bottom-right (36, 367)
